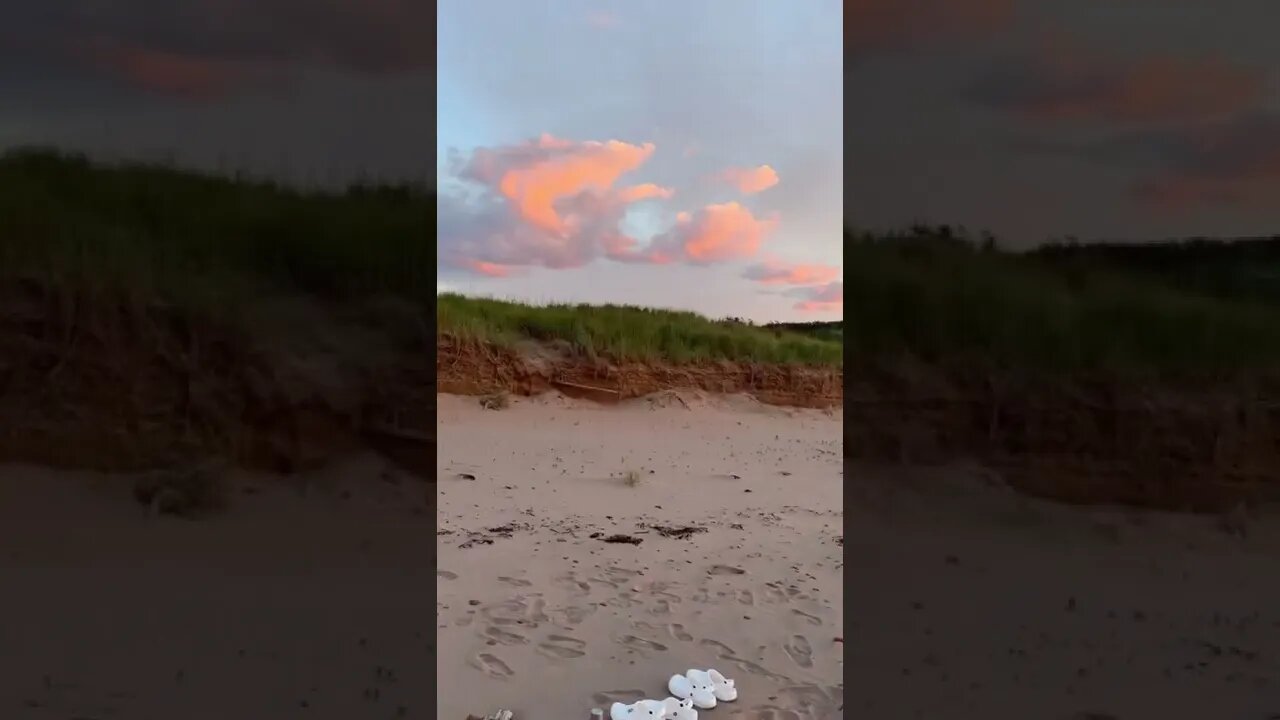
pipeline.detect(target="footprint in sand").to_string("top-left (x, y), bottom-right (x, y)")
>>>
top-left (553, 574), bottom-right (592, 596)
top-left (649, 599), bottom-right (672, 616)
top-left (724, 656), bottom-right (790, 683)
top-left (737, 589), bottom-right (756, 606)
top-left (790, 609), bottom-right (822, 626)
top-left (555, 604), bottom-right (596, 626)
top-left (437, 570), bottom-right (459, 580)
top-left (667, 623), bottom-right (693, 642)
top-left (497, 576), bottom-right (533, 587)
top-left (708, 564), bottom-right (747, 576)
top-left (470, 653), bottom-right (514, 680)
top-left (537, 634), bottom-right (587, 659)
top-left (699, 638), bottom-right (737, 658)
top-left (618, 635), bottom-right (668, 653)
top-left (783, 635), bottom-right (814, 668)
top-left (483, 626), bottom-right (529, 646)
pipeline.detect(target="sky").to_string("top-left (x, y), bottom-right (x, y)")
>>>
top-left (848, 0), bottom-right (1280, 247)
top-left (0, 2), bottom-right (434, 185)
top-left (436, 1), bottom-right (844, 322)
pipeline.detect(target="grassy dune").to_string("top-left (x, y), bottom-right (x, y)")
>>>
top-left (438, 293), bottom-right (844, 366)
top-left (844, 229), bottom-right (1280, 373)
top-left (0, 148), bottom-right (432, 316)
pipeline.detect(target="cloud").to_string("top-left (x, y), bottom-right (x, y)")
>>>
top-left (847, 0), bottom-right (1014, 56)
top-left (719, 165), bottom-right (779, 194)
top-left (651, 202), bottom-right (779, 264)
top-left (9, 0), bottom-right (432, 99)
top-left (969, 48), bottom-right (1265, 124)
top-left (790, 281), bottom-right (843, 313)
top-left (441, 135), bottom-right (785, 275)
top-left (1129, 113), bottom-right (1280, 211)
top-left (743, 259), bottom-right (840, 285)
top-left (616, 183), bottom-right (676, 203)
top-left (460, 133), bottom-right (658, 235)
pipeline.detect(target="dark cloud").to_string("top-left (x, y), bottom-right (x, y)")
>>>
top-left (2, 0), bottom-right (431, 100)
top-left (1130, 113), bottom-right (1280, 210)
top-left (969, 46), bottom-right (1265, 124)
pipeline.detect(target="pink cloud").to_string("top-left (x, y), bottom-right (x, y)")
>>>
top-left (744, 259), bottom-right (840, 285)
top-left (660, 202), bottom-right (779, 264)
top-left (616, 183), bottom-right (676, 203)
top-left (792, 282), bottom-right (844, 313)
top-left (441, 136), bottom-right (788, 277)
top-left (464, 133), bottom-right (657, 236)
top-left (719, 165), bottom-right (779, 194)
top-left (460, 259), bottom-right (517, 278)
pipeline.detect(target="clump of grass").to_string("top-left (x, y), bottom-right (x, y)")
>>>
top-left (480, 391), bottom-right (511, 410)
top-left (622, 469), bottom-right (642, 487)
top-left (438, 294), bottom-right (842, 366)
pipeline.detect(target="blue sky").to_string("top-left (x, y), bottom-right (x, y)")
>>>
top-left (436, 0), bottom-right (843, 322)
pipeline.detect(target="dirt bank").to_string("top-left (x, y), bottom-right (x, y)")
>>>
top-left (845, 358), bottom-right (1280, 513)
top-left (0, 278), bottom-right (434, 477)
top-left (436, 334), bottom-right (843, 408)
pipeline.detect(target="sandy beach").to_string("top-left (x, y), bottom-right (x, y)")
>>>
top-left (845, 464), bottom-right (1280, 719)
top-left (436, 392), bottom-right (845, 720)
top-left (0, 455), bottom-right (434, 719)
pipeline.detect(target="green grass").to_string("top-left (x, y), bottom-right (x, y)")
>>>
top-left (843, 230), bottom-right (1280, 374)
top-left (438, 293), bottom-right (843, 366)
top-left (0, 147), bottom-right (432, 317)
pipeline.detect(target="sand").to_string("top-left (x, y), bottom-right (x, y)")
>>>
top-left (4, 388), bottom-right (1277, 719)
top-left (846, 464), bottom-right (1280, 719)
top-left (436, 391), bottom-right (845, 720)
top-left (0, 455), bottom-right (433, 718)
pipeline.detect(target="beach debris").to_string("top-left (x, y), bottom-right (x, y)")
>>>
top-left (623, 470), bottom-right (642, 487)
top-left (598, 533), bottom-right (643, 545)
top-left (479, 392), bottom-right (511, 410)
top-left (133, 459), bottom-right (231, 519)
top-left (591, 708), bottom-right (604, 720)
top-left (647, 524), bottom-right (707, 540)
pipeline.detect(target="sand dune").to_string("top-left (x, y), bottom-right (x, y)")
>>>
top-left (436, 392), bottom-right (845, 720)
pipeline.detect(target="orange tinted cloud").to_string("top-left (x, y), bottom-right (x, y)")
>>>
top-left (659, 202), bottom-right (779, 264)
top-left (719, 165), bottom-right (779, 194)
top-left (971, 49), bottom-right (1264, 124)
top-left (744, 260), bottom-right (840, 285)
top-left (460, 259), bottom-right (516, 278)
top-left (617, 183), bottom-right (676, 203)
top-left (443, 134), bottom-right (677, 275)
top-left (792, 282), bottom-right (843, 313)
top-left (471, 134), bottom-right (657, 235)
